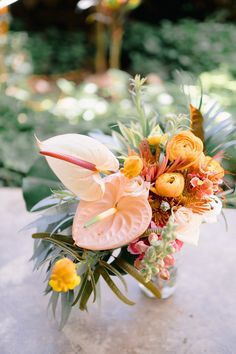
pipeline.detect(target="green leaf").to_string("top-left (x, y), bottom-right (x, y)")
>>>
top-left (32, 233), bottom-right (83, 261)
top-left (48, 291), bottom-right (60, 318)
top-left (59, 290), bottom-right (74, 330)
top-left (72, 271), bottom-right (89, 306)
top-left (114, 258), bottom-right (161, 299)
top-left (32, 232), bottom-right (74, 245)
top-left (99, 259), bottom-right (128, 292)
top-left (79, 268), bottom-right (100, 311)
top-left (99, 267), bottom-right (135, 306)
top-left (22, 157), bottom-right (61, 211)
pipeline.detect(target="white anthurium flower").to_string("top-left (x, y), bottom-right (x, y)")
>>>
top-left (37, 134), bottom-right (119, 201)
top-left (202, 195), bottom-right (222, 223)
top-left (173, 207), bottom-right (203, 246)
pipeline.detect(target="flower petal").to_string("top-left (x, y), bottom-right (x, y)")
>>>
top-left (203, 196), bottom-right (222, 223)
top-left (38, 134), bottom-right (119, 201)
top-left (72, 173), bottom-right (152, 250)
top-left (174, 207), bottom-right (202, 246)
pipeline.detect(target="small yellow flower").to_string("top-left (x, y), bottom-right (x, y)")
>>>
top-left (120, 155), bottom-right (143, 179)
top-left (49, 258), bottom-right (81, 292)
top-left (147, 134), bottom-right (168, 146)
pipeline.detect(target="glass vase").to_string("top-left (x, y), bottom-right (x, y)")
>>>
top-left (139, 264), bottom-right (178, 299)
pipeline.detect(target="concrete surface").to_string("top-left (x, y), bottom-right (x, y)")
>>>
top-left (0, 188), bottom-right (236, 354)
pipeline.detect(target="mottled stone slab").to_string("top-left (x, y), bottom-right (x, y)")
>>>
top-left (0, 188), bottom-right (236, 354)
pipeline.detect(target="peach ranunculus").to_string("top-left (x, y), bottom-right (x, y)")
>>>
top-left (72, 173), bottom-right (152, 250)
top-left (166, 131), bottom-right (203, 170)
top-left (155, 172), bottom-right (185, 198)
top-left (173, 207), bottom-right (203, 245)
top-left (190, 176), bottom-right (213, 197)
top-left (37, 134), bottom-right (119, 202)
top-left (202, 156), bottom-right (224, 181)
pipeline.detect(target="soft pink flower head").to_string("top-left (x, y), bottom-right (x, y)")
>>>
top-left (72, 173), bottom-right (152, 250)
top-left (128, 239), bottom-right (149, 255)
top-left (190, 176), bottom-right (213, 197)
top-left (164, 254), bottom-right (175, 267)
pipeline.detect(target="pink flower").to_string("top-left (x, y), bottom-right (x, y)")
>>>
top-left (173, 207), bottom-right (202, 245)
top-left (134, 254), bottom-right (144, 269)
top-left (159, 268), bottom-right (170, 280)
top-left (190, 176), bottom-right (213, 197)
top-left (171, 239), bottom-right (183, 252)
top-left (164, 254), bottom-right (175, 267)
top-left (128, 240), bottom-right (149, 254)
top-left (148, 232), bottom-right (160, 244)
top-left (72, 173), bottom-right (152, 250)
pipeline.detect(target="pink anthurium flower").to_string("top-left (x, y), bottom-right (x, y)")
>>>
top-left (72, 173), bottom-right (152, 250)
top-left (37, 134), bottom-right (119, 201)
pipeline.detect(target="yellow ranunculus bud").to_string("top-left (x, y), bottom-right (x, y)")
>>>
top-left (120, 155), bottom-right (143, 179)
top-left (147, 134), bottom-right (168, 146)
top-left (155, 172), bottom-right (185, 198)
top-left (49, 258), bottom-right (81, 292)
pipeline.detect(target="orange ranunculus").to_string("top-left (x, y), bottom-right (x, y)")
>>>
top-left (155, 172), bottom-right (185, 198)
top-left (166, 131), bottom-right (203, 169)
top-left (202, 156), bottom-right (224, 181)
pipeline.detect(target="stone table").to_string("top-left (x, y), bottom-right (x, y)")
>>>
top-left (0, 188), bottom-right (236, 354)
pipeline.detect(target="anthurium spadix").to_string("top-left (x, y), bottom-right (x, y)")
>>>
top-left (72, 173), bottom-right (152, 250)
top-left (37, 134), bottom-right (119, 201)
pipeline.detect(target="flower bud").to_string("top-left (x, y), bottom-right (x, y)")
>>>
top-left (120, 155), bottom-right (143, 179)
top-left (160, 200), bottom-right (171, 212)
top-left (164, 254), bottom-right (175, 267)
top-left (148, 232), bottom-right (160, 245)
top-left (159, 268), bottom-right (170, 280)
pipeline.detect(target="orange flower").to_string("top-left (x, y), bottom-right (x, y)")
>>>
top-left (166, 131), bottom-right (203, 169)
top-left (202, 156), bottom-right (224, 181)
top-left (155, 172), bottom-right (185, 197)
top-left (49, 258), bottom-right (81, 292)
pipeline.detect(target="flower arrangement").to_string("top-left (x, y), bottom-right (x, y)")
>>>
top-left (25, 76), bottom-right (233, 328)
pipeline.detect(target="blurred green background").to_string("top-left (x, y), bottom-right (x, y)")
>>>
top-left (1, 0), bottom-right (236, 187)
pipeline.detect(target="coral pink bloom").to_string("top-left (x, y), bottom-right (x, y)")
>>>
top-left (190, 176), bottom-right (213, 197)
top-left (72, 173), bottom-right (152, 250)
top-left (128, 239), bottom-right (149, 254)
top-left (37, 134), bottom-right (119, 201)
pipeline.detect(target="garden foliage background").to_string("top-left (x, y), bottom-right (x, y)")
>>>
top-left (1, 0), bottom-right (236, 191)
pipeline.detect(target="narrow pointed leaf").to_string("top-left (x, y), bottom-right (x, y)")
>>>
top-left (79, 268), bottom-right (100, 311)
top-left (72, 271), bottom-right (89, 306)
top-left (99, 267), bottom-right (135, 306)
top-left (99, 260), bottom-right (128, 292)
top-left (114, 258), bottom-right (161, 299)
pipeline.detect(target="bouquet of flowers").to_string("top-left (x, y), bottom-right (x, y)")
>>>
top-left (24, 76), bottom-right (234, 328)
